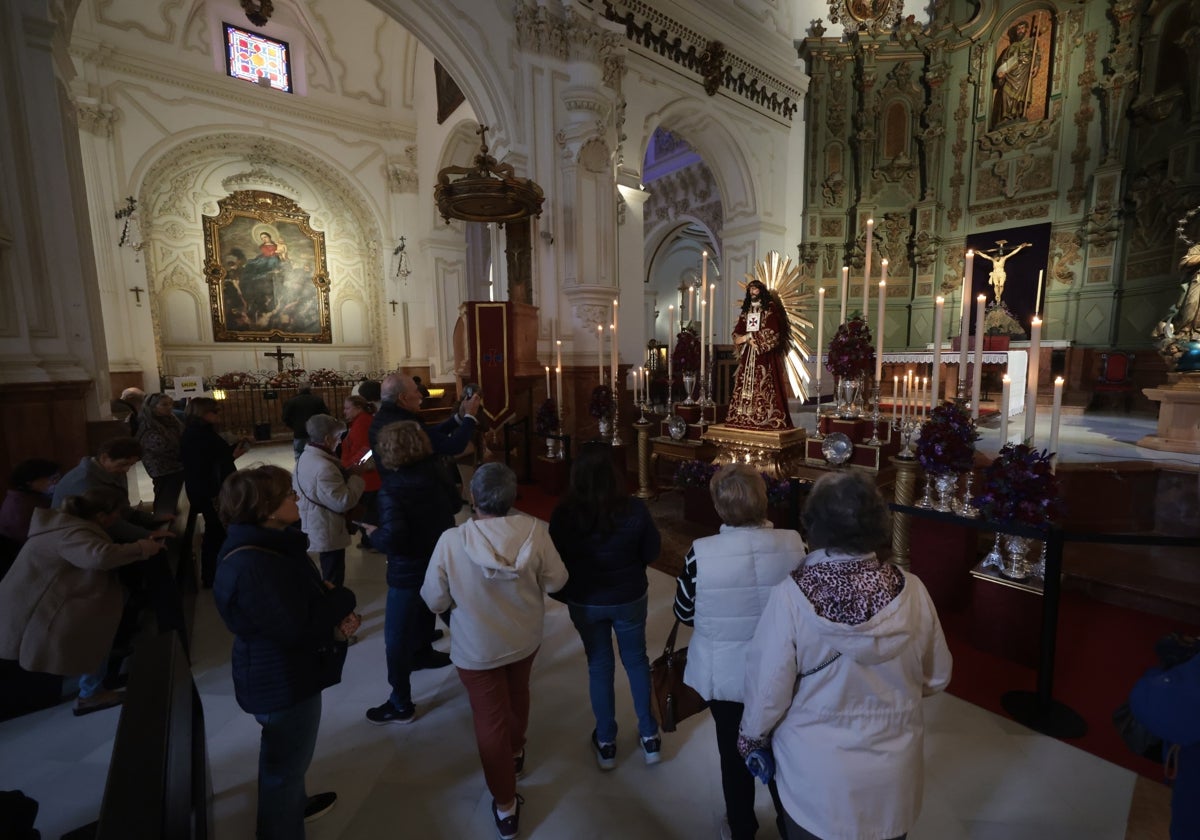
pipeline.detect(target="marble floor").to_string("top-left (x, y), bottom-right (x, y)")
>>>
top-left (3, 414), bottom-right (1186, 839)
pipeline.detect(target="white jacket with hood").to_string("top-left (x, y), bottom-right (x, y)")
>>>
top-left (740, 549), bottom-right (952, 840)
top-left (421, 511), bottom-right (568, 670)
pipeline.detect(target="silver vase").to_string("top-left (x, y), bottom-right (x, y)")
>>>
top-left (933, 473), bottom-right (958, 513)
top-left (683, 372), bottom-right (697, 405)
top-left (836, 376), bottom-right (862, 419)
top-left (1000, 534), bottom-right (1034, 581)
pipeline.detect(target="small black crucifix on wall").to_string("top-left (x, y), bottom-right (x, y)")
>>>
top-left (389, 299), bottom-right (399, 315)
top-left (263, 344), bottom-right (295, 373)
top-left (128, 286), bottom-right (145, 306)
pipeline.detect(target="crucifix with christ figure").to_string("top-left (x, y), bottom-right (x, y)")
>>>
top-left (264, 345), bottom-right (295, 372)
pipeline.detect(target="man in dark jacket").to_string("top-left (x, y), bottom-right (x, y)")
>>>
top-left (281, 386), bottom-right (329, 459)
top-left (369, 374), bottom-right (480, 465)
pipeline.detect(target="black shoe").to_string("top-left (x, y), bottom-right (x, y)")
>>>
top-left (431, 629), bottom-right (445, 642)
top-left (412, 650), bottom-right (452, 670)
top-left (365, 701), bottom-right (416, 725)
top-left (640, 734), bottom-right (662, 765)
top-left (491, 794), bottom-right (524, 840)
top-left (303, 791), bottom-right (337, 822)
top-left (591, 730), bottom-right (616, 770)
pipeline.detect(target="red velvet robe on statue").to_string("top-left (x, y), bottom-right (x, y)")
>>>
top-left (726, 305), bottom-right (793, 430)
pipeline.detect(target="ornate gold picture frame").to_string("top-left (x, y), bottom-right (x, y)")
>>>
top-left (844, 0), bottom-right (895, 25)
top-left (203, 190), bottom-right (332, 343)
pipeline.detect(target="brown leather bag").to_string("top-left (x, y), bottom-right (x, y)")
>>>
top-left (651, 618), bottom-right (708, 732)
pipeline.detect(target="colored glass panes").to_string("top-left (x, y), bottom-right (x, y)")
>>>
top-left (224, 23), bottom-right (292, 93)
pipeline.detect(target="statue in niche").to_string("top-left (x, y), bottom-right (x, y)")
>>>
top-left (1153, 243), bottom-right (1200, 370)
top-left (976, 240), bottom-right (1032, 302)
top-left (991, 16), bottom-right (1049, 129)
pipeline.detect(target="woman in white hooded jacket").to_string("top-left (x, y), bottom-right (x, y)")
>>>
top-left (421, 463), bottom-right (567, 840)
top-left (293, 414), bottom-right (365, 587)
top-left (738, 470), bottom-right (952, 840)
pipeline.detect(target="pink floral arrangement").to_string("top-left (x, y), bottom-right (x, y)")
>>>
top-left (267, 368), bottom-right (306, 388)
top-left (211, 371), bottom-right (256, 390)
top-left (672, 328), bottom-right (701, 373)
top-left (825, 317), bottom-right (875, 378)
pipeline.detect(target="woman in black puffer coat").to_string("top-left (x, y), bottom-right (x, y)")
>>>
top-left (361, 420), bottom-right (458, 725)
top-left (549, 441), bottom-right (663, 768)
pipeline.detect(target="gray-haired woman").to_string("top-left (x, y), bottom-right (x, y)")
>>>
top-left (673, 463), bottom-right (806, 840)
top-left (136, 393), bottom-right (185, 518)
top-left (294, 414), bottom-right (366, 587)
top-left (738, 470), bottom-right (952, 840)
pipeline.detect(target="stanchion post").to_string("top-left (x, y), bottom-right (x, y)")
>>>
top-left (890, 455), bottom-right (919, 569)
top-left (635, 419), bottom-right (654, 500)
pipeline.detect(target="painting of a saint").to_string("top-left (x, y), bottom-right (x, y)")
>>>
top-left (991, 13), bottom-right (1053, 129)
top-left (203, 190), bottom-right (332, 343)
top-left (845, 0), bottom-right (894, 24)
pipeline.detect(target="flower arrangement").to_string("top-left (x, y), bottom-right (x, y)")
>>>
top-left (589, 384), bottom-right (614, 419)
top-left (826, 317), bottom-right (875, 378)
top-left (761, 473), bottom-right (794, 507)
top-left (535, 399), bottom-right (559, 435)
top-left (915, 402), bottom-right (979, 474)
top-left (972, 443), bottom-right (1064, 526)
top-left (306, 368), bottom-right (343, 387)
top-left (211, 371), bottom-right (256, 390)
top-left (672, 327), bottom-right (701, 372)
top-left (267, 368), bottom-right (307, 387)
top-left (674, 458), bottom-right (718, 488)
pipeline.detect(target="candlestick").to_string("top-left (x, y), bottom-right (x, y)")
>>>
top-left (610, 324), bottom-right (617, 392)
top-left (931, 296), bottom-right (944, 408)
top-left (816, 288), bottom-right (825, 413)
top-left (699, 298), bottom-right (707, 392)
top-left (875, 278), bottom-right (886, 382)
top-left (597, 325), bottom-right (603, 383)
top-left (1024, 317), bottom-right (1042, 442)
top-left (999, 373), bottom-right (1011, 444)
top-left (862, 217), bottom-right (874, 323)
top-left (901, 372), bottom-right (909, 426)
top-left (839, 266), bottom-right (849, 324)
top-left (958, 250), bottom-right (974, 387)
top-left (892, 375), bottom-right (899, 424)
top-left (971, 294), bottom-right (985, 420)
top-left (1034, 269), bottom-right (1044, 318)
top-left (611, 298), bottom-right (619, 391)
top-left (708, 282), bottom-right (716, 383)
top-left (545, 365), bottom-right (551, 396)
top-left (1050, 376), bottom-right (1064, 469)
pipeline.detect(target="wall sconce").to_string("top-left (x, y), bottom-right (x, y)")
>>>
top-left (393, 236), bottom-right (412, 281)
top-left (114, 196), bottom-right (145, 256)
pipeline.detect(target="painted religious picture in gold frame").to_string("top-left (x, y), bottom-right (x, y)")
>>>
top-left (843, 0), bottom-right (894, 25)
top-left (203, 190), bottom-right (332, 343)
top-left (990, 11), bottom-right (1054, 130)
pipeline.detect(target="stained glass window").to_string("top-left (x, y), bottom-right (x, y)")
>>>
top-left (224, 23), bottom-right (292, 93)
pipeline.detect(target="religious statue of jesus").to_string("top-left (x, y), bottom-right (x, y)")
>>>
top-left (976, 240), bottom-right (1032, 302)
top-left (726, 280), bottom-right (794, 430)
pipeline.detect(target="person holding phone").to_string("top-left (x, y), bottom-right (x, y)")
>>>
top-left (340, 395), bottom-right (379, 551)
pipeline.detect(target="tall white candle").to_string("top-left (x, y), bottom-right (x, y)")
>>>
top-left (892, 375), bottom-right (899, 423)
top-left (689, 287), bottom-right (696, 323)
top-left (1050, 376), bottom-right (1064, 467)
top-left (839, 266), bottom-right (849, 324)
top-left (667, 305), bottom-right (675, 394)
top-left (555, 365), bottom-right (562, 417)
top-left (958, 250), bottom-right (974, 385)
top-left (922, 377), bottom-right (929, 419)
top-left (699, 299), bottom-right (707, 389)
top-left (999, 373), bottom-right (1011, 444)
top-left (597, 325), bottom-right (604, 383)
top-left (708, 283), bottom-right (716, 371)
top-left (971, 294), bottom-right (986, 420)
top-left (610, 324), bottom-right (617, 391)
top-left (931, 296), bottom-right (944, 407)
top-left (1035, 269), bottom-right (1045, 318)
top-left (875, 279), bottom-right (886, 381)
top-left (611, 299), bottom-right (619, 388)
top-left (1024, 316), bottom-right (1042, 442)
top-left (816, 288), bottom-right (826, 389)
top-left (545, 365), bottom-right (551, 397)
top-left (862, 217), bottom-right (874, 322)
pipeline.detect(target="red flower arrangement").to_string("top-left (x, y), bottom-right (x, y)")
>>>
top-left (672, 328), bottom-right (701, 373)
top-left (825, 317), bottom-right (875, 378)
top-left (267, 368), bottom-right (306, 387)
top-left (211, 371), bottom-right (256, 390)
top-left (972, 443), bottom-right (1064, 526)
top-left (589, 385), bottom-right (614, 419)
top-left (915, 402), bottom-right (979, 475)
top-left (306, 368), bottom-right (343, 386)
top-left (535, 399), bottom-right (559, 434)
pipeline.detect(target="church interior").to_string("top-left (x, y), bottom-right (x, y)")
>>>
top-left (1, 0), bottom-right (1199, 837)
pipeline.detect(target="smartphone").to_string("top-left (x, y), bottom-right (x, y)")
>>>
top-left (356, 450), bottom-right (374, 466)
top-left (462, 383), bottom-right (480, 401)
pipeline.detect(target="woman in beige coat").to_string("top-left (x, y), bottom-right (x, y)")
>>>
top-left (0, 487), bottom-right (163, 715)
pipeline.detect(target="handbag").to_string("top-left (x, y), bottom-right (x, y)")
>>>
top-left (651, 618), bottom-right (708, 733)
top-left (314, 635), bottom-right (349, 690)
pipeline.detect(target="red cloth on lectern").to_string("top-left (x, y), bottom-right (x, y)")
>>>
top-left (466, 302), bottom-right (514, 424)
top-left (726, 307), bottom-right (793, 431)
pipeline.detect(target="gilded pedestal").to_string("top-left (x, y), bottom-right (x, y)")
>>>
top-left (634, 420), bottom-right (654, 499)
top-left (890, 455), bottom-right (920, 569)
top-left (701, 424), bottom-right (808, 478)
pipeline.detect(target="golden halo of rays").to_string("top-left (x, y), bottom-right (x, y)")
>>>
top-left (738, 250), bottom-right (813, 401)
